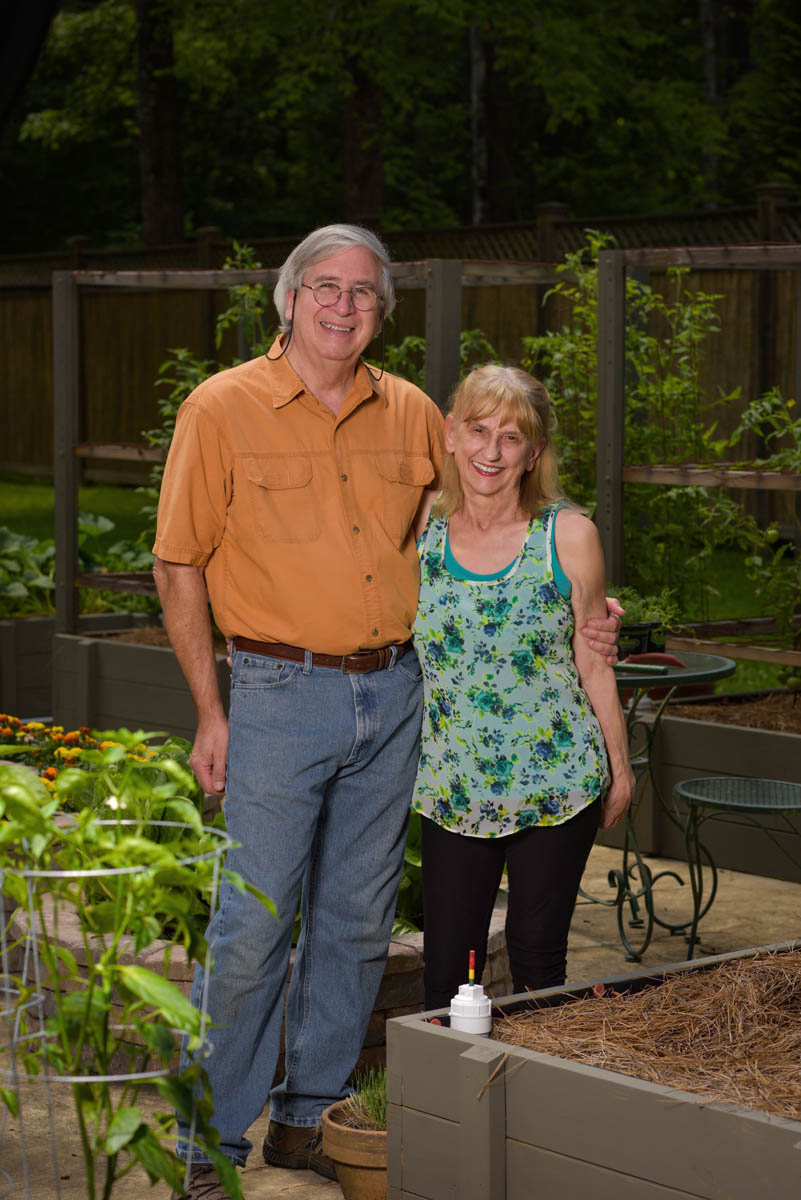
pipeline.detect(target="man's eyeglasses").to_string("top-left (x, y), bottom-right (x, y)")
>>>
top-left (300, 282), bottom-right (382, 312)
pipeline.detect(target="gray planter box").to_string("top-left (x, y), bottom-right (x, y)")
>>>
top-left (0, 613), bottom-right (156, 719)
top-left (652, 714), bottom-right (801, 880)
top-left (387, 940), bottom-right (801, 1200)
top-left (52, 631), bottom-right (229, 740)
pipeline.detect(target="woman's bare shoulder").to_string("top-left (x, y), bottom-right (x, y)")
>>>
top-left (554, 507), bottom-right (599, 549)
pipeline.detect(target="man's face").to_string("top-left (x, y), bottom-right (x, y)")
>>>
top-left (286, 246), bottom-right (383, 369)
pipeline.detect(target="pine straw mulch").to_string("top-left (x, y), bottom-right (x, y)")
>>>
top-left (668, 692), bottom-right (801, 735)
top-left (492, 950), bottom-right (801, 1122)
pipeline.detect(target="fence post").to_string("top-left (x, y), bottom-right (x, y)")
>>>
top-left (536, 202), bottom-right (569, 262)
top-left (596, 249), bottom-right (626, 585)
top-left (197, 226), bottom-right (222, 357)
top-left (755, 184), bottom-right (793, 527)
top-left (424, 259), bottom-right (462, 411)
top-left (52, 271), bottom-right (80, 635)
top-left (756, 182), bottom-right (792, 241)
top-left (66, 236), bottom-right (90, 269)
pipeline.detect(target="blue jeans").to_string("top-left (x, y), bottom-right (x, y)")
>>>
top-left (177, 647), bottom-right (423, 1166)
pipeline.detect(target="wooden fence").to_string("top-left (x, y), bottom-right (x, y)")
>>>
top-left (0, 184), bottom-right (798, 479)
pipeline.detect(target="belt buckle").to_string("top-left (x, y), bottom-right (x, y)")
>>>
top-left (342, 649), bottom-right (377, 673)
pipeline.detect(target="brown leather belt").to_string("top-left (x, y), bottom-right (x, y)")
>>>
top-left (232, 636), bottom-right (412, 674)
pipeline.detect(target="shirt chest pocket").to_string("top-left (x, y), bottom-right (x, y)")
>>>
top-left (240, 455), bottom-right (320, 543)
top-left (373, 452), bottom-right (435, 546)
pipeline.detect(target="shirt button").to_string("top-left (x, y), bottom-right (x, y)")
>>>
top-left (352, 525), bottom-right (360, 534)
top-left (366, 574), bottom-right (373, 582)
top-left (372, 628), bottom-right (379, 637)
top-left (341, 473), bottom-right (348, 482)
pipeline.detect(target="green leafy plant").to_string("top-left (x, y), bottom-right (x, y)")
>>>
top-left (0, 743), bottom-right (274, 1200)
top-left (0, 516), bottom-right (158, 619)
top-left (339, 1065), bottom-right (387, 1131)
top-left (374, 328), bottom-right (500, 393)
top-left (614, 586), bottom-right (681, 633)
top-left (0, 527), bottom-right (56, 616)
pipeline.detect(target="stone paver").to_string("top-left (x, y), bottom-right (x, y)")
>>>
top-left (2, 844), bottom-right (800, 1199)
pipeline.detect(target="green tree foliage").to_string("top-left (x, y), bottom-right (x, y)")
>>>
top-left (2, 0), bottom-right (799, 252)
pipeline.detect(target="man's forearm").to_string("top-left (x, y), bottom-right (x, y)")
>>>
top-left (153, 558), bottom-right (223, 718)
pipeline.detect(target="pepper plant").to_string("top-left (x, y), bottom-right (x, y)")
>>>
top-left (0, 735), bottom-right (274, 1200)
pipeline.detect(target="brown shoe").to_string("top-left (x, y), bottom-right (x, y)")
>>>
top-left (171, 1162), bottom-right (239, 1200)
top-left (262, 1119), bottom-right (337, 1181)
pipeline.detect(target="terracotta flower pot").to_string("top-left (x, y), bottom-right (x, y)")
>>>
top-left (321, 1100), bottom-right (387, 1200)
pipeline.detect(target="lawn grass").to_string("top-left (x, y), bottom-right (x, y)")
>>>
top-left (0, 478), bottom-right (150, 546)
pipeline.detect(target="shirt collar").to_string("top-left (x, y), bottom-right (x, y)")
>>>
top-left (264, 336), bottom-right (387, 410)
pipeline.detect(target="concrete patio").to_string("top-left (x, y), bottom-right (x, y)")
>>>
top-left (2, 843), bottom-right (799, 1199)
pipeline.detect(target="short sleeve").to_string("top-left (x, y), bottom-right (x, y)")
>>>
top-left (152, 400), bottom-right (232, 565)
top-left (425, 400), bottom-right (446, 489)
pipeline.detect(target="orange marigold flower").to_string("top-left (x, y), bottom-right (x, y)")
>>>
top-left (0, 727), bottom-right (12, 737)
top-left (42, 767), bottom-right (58, 780)
top-left (63, 732), bottom-right (80, 745)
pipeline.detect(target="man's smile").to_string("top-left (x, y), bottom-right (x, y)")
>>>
top-left (320, 319), bottom-right (353, 333)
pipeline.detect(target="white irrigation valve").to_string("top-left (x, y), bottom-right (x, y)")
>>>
top-left (449, 950), bottom-right (492, 1036)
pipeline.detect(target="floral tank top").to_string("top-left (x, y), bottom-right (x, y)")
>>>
top-left (412, 508), bottom-right (609, 837)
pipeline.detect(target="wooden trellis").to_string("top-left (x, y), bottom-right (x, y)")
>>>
top-left (595, 244), bottom-right (801, 668)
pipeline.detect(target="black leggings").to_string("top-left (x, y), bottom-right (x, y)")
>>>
top-left (421, 801), bottom-right (600, 1010)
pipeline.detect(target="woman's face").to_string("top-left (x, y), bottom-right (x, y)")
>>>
top-left (445, 408), bottom-right (542, 503)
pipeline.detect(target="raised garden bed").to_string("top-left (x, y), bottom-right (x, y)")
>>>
top-left (386, 940), bottom-right (801, 1200)
top-left (0, 613), bottom-right (156, 719)
top-left (652, 690), bottom-right (801, 880)
top-left (52, 627), bottom-right (230, 741)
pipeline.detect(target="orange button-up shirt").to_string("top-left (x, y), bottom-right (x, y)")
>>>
top-left (153, 343), bottom-right (444, 653)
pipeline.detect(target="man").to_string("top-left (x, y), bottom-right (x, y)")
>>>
top-left (153, 224), bottom-right (620, 1199)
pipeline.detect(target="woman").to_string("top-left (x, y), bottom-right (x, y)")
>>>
top-left (412, 364), bottom-right (634, 1009)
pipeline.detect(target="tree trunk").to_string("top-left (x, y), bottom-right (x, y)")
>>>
top-left (469, 23), bottom-right (488, 225)
top-left (342, 63), bottom-right (384, 227)
top-left (135, 0), bottom-right (183, 245)
top-left (699, 0), bottom-right (722, 197)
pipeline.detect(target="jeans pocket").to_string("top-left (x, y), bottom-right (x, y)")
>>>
top-left (232, 652), bottom-right (301, 689)
top-left (396, 649), bottom-right (423, 682)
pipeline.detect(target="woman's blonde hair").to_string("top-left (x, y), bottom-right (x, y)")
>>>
top-left (435, 364), bottom-right (569, 519)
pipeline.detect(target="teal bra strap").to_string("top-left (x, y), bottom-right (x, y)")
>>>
top-left (549, 504), bottom-right (572, 599)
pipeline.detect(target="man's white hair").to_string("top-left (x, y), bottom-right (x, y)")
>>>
top-left (273, 224), bottom-right (395, 331)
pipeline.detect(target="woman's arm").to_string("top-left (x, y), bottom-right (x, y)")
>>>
top-left (555, 510), bottom-right (634, 829)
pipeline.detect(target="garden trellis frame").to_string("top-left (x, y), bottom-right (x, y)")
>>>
top-left (596, 243), bottom-right (801, 669)
top-left (51, 259), bottom-right (559, 634)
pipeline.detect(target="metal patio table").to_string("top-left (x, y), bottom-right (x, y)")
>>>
top-left (674, 775), bottom-right (801, 958)
top-left (578, 650), bottom-right (736, 960)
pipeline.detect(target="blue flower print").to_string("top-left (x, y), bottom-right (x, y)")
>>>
top-left (412, 509), bottom-right (609, 838)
